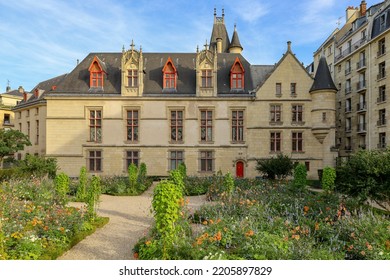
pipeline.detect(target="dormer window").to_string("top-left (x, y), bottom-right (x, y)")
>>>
top-left (230, 57), bottom-right (245, 92)
top-left (127, 69), bottom-right (138, 87)
top-left (88, 56), bottom-right (106, 89)
top-left (162, 57), bottom-right (177, 92)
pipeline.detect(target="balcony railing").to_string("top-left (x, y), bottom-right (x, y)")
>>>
top-left (335, 37), bottom-right (367, 62)
top-left (377, 119), bottom-right (387, 126)
top-left (345, 126), bottom-right (352, 132)
top-left (357, 58), bottom-right (366, 70)
top-left (377, 95), bottom-right (387, 103)
top-left (345, 87), bottom-right (352, 94)
top-left (345, 67), bottom-right (351, 75)
top-left (345, 106), bottom-right (352, 113)
top-left (357, 102), bottom-right (367, 112)
top-left (357, 80), bottom-right (366, 91)
top-left (357, 123), bottom-right (366, 133)
top-left (377, 47), bottom-right (386, 57)
top-left (377, 72), bottom-right (386, 80)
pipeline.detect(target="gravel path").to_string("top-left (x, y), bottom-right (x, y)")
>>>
top-left (58, 184), bottom-right (208, 260)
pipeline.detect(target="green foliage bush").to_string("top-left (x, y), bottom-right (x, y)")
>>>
top-left (17, 155), bottom-right (58, 179)
top-left (183, 176), bottom-right (211, 196)
top-left (150, 180), bottom-right (183, 259)
top-left (292, 163), bottom-right (307, 190)
top-left (76, 166), bottom-right (88, 201)
top-left (128, 163), bottom-right (138, 192)
top-left (256, 154), bottom-right (294, 180)
top-left (178, 162), bottom-right (187, 179)
top-left (336, 149), bottom-right (390, 207)
top-left (54, 172), bottom-right (70, 205)
top-left (321, 166), bottom-right (336, 193)
top-left (86, 176), bottom-right (102, 221)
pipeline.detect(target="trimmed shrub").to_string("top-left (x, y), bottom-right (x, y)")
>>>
top-left (292, 163), bottom-right (307, 190)
top-left (256, 154), bottom-right (294, 180)
top-left (76, 166), bottom-right (88, 201)
top-left (321, 166), bottom-right (336, 193)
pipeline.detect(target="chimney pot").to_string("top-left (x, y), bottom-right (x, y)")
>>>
top-left (287, 41), bottom-right (292, 52)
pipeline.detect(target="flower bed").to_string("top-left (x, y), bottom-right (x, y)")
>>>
top-left (0, 179), bottom-right (108, 260)
top-left (135, 178), bottom-right (390, 260)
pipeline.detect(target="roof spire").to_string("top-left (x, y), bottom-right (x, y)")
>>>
top-left (229, 24), bottom-right (243, 53)
top-left (204, 39), bottom-right (209, 50)
top-left (130, 39), bottom-right (135, 51)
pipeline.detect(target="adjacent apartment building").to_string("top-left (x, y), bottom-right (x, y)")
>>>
top-left (13, 10), bottom-right (338, 178)
top-left (315, 0), bottom-right (390, 157)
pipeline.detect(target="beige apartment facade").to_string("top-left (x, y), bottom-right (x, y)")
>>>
top-left (14, 11), bottom-right (337, 179)
top-left (328, 0), bottom-right (390, 157)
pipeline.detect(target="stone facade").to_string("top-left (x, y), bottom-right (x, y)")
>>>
top-left (13, 12), bottom-right (337, 179)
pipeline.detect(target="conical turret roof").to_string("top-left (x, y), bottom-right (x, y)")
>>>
top-left (229, 25), bottom-right (243, 51)
top-left (309, 56), bottom-right (337, 92)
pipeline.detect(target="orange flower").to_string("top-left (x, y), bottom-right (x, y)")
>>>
top-left (245, 230), bottom-right (255, 237)
top-left (145, 240), bottom-right (152, 246)
top-left (133, 252), bottom-right (139, 259)
top-left (202, 220), bottom-right (208, 225)
top-left (360, 251), bottom-right (366, 256)
top-left (214, 231), bottom-right (222, 241)
top-left (315, 222), bottom-right (320, 231)
top-left (303, 206), bottom-right (309, 213)
top-left (366, 242), bottom-right (373, 251)
top-left (386, 240), bottom-right (390, 250)
top-left (291, 234), bottom-right (300, 240)
top-left (209, 219), bottom-right (214, 225)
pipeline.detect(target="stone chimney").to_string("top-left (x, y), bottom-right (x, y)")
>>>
top-left (360, 0), bottom-right (367, 16)
top-left (216, 37), bottom-right (223, 53)
top-left (23, 92), bottom-right (27, 102)
top-left (346, 6), bottom-right (358, 22)
top-left (18, 86), bottom-right (24, 93)
top-left (6, 85), bottom-right (11, 92)
top-left (287, 41), bottom-right (292, 52)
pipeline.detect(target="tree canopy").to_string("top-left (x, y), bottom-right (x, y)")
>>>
top-left (0, 129), bottom-right (31, 162)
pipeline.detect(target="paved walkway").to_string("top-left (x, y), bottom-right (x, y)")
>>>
top-left (58, 184), bottom-right (208, 260)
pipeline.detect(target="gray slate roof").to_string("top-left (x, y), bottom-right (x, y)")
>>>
top-left (309, 56), bottom-right (337, 92)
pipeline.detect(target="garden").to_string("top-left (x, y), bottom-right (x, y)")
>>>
top-left (134, 153), bottom-right (390, 260)
top-left (0, 153), bottom-right (152, 260)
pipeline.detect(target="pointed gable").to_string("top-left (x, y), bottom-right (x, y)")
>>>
top-left (88, 55), bottom-right (107, 89)
top-left (310, 56), bottom-right (337, 92)
top-left (162, 57), bottom-right (178, 92)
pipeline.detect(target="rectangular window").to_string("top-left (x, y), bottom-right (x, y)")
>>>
top-left (164, 73), bottom-right (175, 88)
top-left (127, 110), bottom-right (139, 141)
top-left (378, 62), bottom-right (386, 79)
top-left (378, 38), bottom-right (386, 56)
top-left (378, 109), bottom-right (386, 126)
top-left (290, 83), bottom-right (296, 96)
top-left (200, 151), bottom-right (213, 172)
top-left (346, 117), bottom-right (352, 132)
top-left (127, 70), bottom-right (138, 87)
top-left (270, 132), bottom-right (281, 152)
top-left (88, 150), bottom-right (102, 172)
top-left (232, 110), bottom-right (244, 142)
top-left (201, 70), bottom-right (212, 88)
top-left (126, 150), bottom-right (139, 168)
top-left (292, 132), bottom-right (303, 152)
top-left (170, 151), bottom-right (184, 170)
top-left (345, 79), bottom-right (351, 94)
top-left (3, 114), bottom-right (10, 125)
top-left (379, 132), bottom-right (386, 148)
top-left (276, 83), bottom-right (282, 96)
top-left (292, 105), bottom-right (303, 122)
top-left (27, 121), bottom-right (30, 140)
top-left (200, 110), bottom-right (213, 142)
top-left (170, 110), bottom-right (183, 142)
top-left (91, 72), bottom-right (103, 87)
top-left (36, 120), bottom-right (39, 145)
top-left (346, 98), bottom-right (352, 112)
top-left (231, 73), bottom-right (244, 89)
top-left (35, 108), bottom-right (39, 115)
top-left (305, 161), bottom-right (310, 172)
top-left (378, 85), bottom-right (386, 102)
top-left (89, 110), bottom-right (102, 142)
top-left (270, 105), bottom-right (282, 122)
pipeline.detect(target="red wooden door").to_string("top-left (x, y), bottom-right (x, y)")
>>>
top-left (236, 161), bottom-right (244, 178)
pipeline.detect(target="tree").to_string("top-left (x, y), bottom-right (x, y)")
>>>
top-left (256, 154), bottom-right (294, 180)
top-left (0, 129), bottom-right (31, 164)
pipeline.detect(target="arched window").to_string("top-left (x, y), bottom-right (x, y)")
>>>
top-left (162, 57), bottom-right (177, 92)
top-left (88, 56), bottom-right (106, 88)
top-left (230, 57), bottom-right (245, 91)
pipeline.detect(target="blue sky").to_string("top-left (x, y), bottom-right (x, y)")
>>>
top-left (0, 0), bottom-right (366, 92)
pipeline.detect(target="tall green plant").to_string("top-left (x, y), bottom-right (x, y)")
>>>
top-left (178, 162), bottom-right (187, 179)
top-left (169, 169), bottom-right (185, 195)
top-left (128, 163), bottom-right (138, 192)
top-left (76, 166), bottom-right (88, 201)
top-left (86, 176), bottom-right (102, 221)
top-left (256, 154), bottom-right (293, 180)
top-left (54, 172), bottom-right (70, 205)
top-left (151, 180), bottom-right (183, 259)
top-left (223, 172), bottom-right (235, 199)
top-left (292, 163), bottom-right (307, 190)
top-left (322, 166), bottom-right (336, 194)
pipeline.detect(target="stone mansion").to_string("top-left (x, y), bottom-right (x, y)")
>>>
top-left (12, 10), bottom-right (337, 179)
